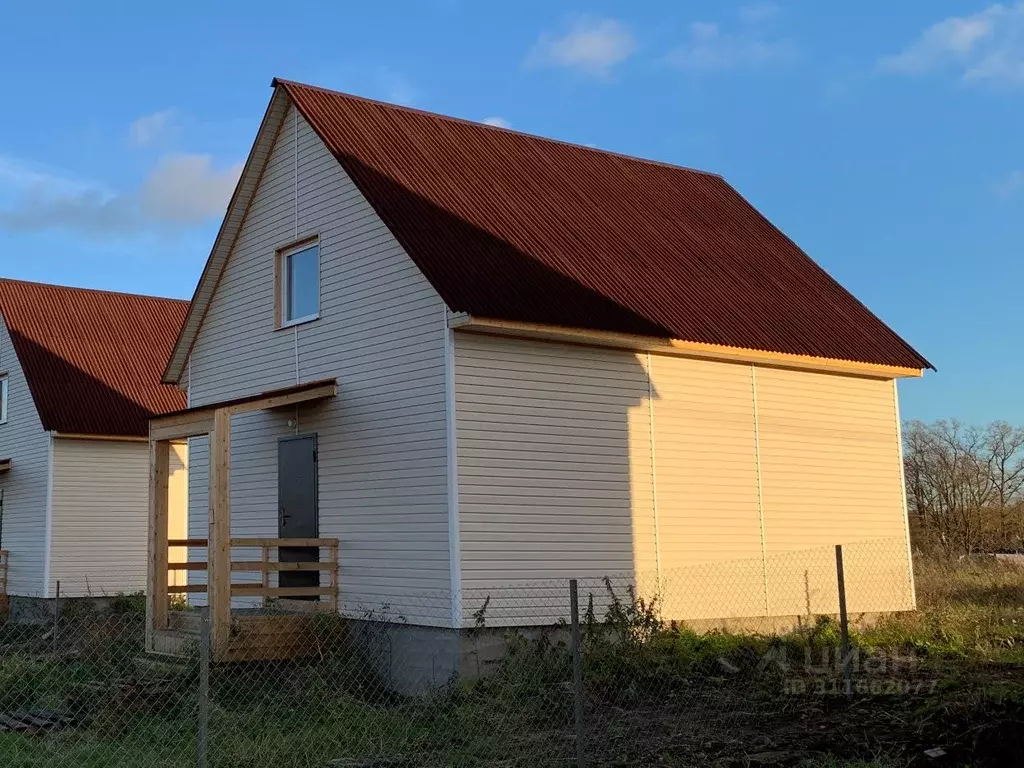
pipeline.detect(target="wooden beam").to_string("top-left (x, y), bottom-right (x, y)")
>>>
top-left (208, 408), bottom-right (232, 658)
top-left (167, 562), bottom-right (208, 571)
top-left (168, 538), bottom-right (209, 547)
top-left (146, 440), bottom-right (171, 650)
top-left (150, 411), bottom-right (214, 442)
top-left (226, 381), bottom-right (338, 416)
top-left (451, 316), bottom-right (926, 380)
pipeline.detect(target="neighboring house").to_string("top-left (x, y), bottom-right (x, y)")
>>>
top-left (151, 79), bottom-right (931, 652)
top-left (0, 279), bottom-right (189, 601)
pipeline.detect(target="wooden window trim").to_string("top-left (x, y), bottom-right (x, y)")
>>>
top-left (274, 234), bottom-right (321, 330)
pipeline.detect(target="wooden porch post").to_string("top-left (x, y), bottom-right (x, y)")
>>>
top-left (146, 439), bottom-right (170, 651)
top-left (208, 408), bottom-right (232, 657)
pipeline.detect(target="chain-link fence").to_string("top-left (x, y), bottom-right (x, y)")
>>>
top-left (0, 537), bottom-right (1021, 766)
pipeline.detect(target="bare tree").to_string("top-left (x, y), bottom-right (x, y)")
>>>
top-left (903, 419), bottom-right (1024, 556)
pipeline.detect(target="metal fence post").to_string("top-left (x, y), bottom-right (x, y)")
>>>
top-left (198, 605), bottom-right (210, 768)
top-left (569, 579), bottom-right (587, 768)
top-left (834, 545), bottom-right (852, 696)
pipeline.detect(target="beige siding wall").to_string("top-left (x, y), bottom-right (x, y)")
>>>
top-left (755, 369), bottom-right (912, 615)
top-left (186, 105), bottom-right (450, 625)
top-left (648, 354), bottom-right (767, 620)
top-left (49, 439), bottom-right (151, 596)
top-left (0, 318), bottom-right (49, 596)
top-left (168, 443), bottom-right (188, 588)
top-left (454, 332), bottom-right (913, 624)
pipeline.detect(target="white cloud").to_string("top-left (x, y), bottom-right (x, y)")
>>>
top-left (667, 19), bottom-right (796, 71)
top-left (994, 169), bottom-right (1024, 197)
top-left (879, 3), bottom-right (1024, 86)
top-left (0, 153), bottom-right (241, 236)
top-left (127, 109), bottom-right (177, 147)
top-left (527, 16), bottom-right (637, 77)
top-left (482, 116), bottom-right (511, 129)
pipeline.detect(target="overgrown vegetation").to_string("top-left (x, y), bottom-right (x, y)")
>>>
top-left (0, 559), bottom-right (1019, 766)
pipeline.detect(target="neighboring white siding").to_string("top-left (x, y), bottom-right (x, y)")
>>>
top-left (0, 318), bottom-right (49, 597)
top-left (49, 439), bottom-right (150, 597)
top-left (187, 106), bottom-right (450, 625)
top-left (454, 332), bottom-right (913, 624)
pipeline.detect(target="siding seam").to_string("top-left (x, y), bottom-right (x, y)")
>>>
top-left (646, 352), bottom-right (663, 600)
top-left (293, 106), bottom-right (301, 384)
top-left (446, 316), bottom-right (462, 629)
top-left (750, 366), bottom-right (770, 616)
top-left (892, 379), bottom-right (916, 608)
top-left (42, 431), bottom-right (54, 599)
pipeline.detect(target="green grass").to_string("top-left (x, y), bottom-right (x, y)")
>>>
top-left (0, 556), bottom-right (1019, 766)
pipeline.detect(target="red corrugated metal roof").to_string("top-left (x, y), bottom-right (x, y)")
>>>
top-left (277, 79), bottom-right (930, 371)
top-left (0, 279), bottom-right (188, 437)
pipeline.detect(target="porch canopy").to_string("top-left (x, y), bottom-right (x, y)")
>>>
top-left (146, 378), bottom-right (337, 653)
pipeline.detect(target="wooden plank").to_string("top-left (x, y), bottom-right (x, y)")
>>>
top-left (229, 537), bottom-right (338, 548)
top-left (260, 544), bottom-right (270, 609)
top-left (146, 440), bottom-right (171, 650)
top-left (227, 382), bottom-right (337, 416)
top-left (169, 539), bottom-right (208, 547)
top-left (167, 585), bottom-right (208, 594)
top-left (231, 561), bottom-right (329, 572)
top-left (208, 408), bottom-right (232, 659)
top-left (230, 585), bottom-right (336, 598)
top-left (167, 562), bottom-right (207, 571)
top-left (172, 583), bottom-right (333, 597)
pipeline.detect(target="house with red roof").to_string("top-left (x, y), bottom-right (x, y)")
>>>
top-left (146, 79), bottom-right (930, 670)
top-left (0, 279), bottom-right (189, 604)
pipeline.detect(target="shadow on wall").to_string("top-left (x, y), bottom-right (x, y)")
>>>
top-left (324, 156), bottom-right (666, 620)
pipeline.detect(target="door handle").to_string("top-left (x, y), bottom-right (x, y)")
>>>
top-left (279, 507), bottom-right (290, 528)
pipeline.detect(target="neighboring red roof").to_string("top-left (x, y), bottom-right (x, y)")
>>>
top-left (273, 79), bottom-right (930, 371)
top-left (0, 279), bottom-right (188, 437)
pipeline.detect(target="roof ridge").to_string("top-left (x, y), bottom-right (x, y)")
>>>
top-left (0, 277), bottom-right (189, 305)
top-left (272, 78), bottom-right (724, 181)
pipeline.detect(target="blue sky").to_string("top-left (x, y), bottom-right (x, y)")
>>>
top-left (0, 1), bottom-right (1021, 424)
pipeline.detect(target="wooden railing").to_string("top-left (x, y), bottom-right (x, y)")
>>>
top-left (165, 538), bottom-right (339, 602)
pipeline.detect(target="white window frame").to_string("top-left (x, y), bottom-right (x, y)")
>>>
top-left (276, 237), bottom-right (321, 329)
top-left (0, 374), bottom-right (7, 425)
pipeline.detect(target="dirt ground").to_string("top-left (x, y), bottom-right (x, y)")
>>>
top-left (580, 662), bottom-right (1024, 767)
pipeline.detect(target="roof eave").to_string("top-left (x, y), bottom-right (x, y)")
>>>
top-left (448, 314), bottom-right (927, 380)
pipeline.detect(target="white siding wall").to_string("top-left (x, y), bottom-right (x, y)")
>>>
top-left (187, 106), bottom-right (450, 625)
top-left (454, 332), bottom-right (913, 624)
top-left (0, 318), bottom-right (49, 597)
top-left (49, 439), bottom-right (151, 597)
top-left (454, 334), bottom-right (656, 624)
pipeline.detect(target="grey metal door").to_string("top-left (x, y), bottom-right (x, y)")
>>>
top-left (278, 435), bottom-right (319, 595)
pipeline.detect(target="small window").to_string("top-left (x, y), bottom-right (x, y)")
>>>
top-left (278, 241), bottom-right (320, 326)
top-left (0, 375), bottom-right (7, 424)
